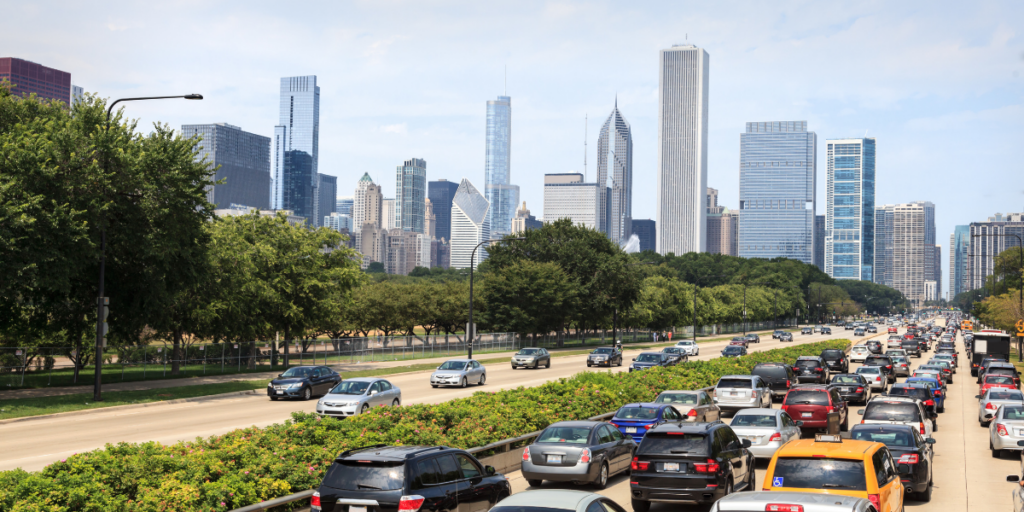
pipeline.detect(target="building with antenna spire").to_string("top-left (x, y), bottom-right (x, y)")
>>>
top-left (484, 95), bottom-right (519, 238)
top-left (597, 98), bottom-right (633, 243)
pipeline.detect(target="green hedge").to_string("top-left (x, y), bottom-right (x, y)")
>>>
top-left (0, 339), bottom-right (849, 512)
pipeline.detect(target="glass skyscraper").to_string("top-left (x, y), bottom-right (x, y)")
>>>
top-left (180, 123), bottom-right (271, 210)
top-left (825, 138), bottom-right (876, 281)
top-left (738, 121), bottom-right (816, 264)
top-left (949, 225), bottom-right (969, 300)
top-left (597, 101), bottom-right (633, 243)
top-left (484, 96), bottom-right (519, 238)
top-left (429, 179), bottom-right (460, 242)
top-left (396, 158), bottom-right (427, 233)
top-left (272, 75), bottom-right (320, 225)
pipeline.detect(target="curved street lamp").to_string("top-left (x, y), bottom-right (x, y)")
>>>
top-left (466, 237), bottom-right (526, 359)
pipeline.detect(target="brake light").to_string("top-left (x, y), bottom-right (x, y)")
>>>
top-left (986, 402), bottom-right (998, 410)
top-left (687, 408), bottom-right (698, 418)
top-left (856, 387), bottom-right (864, 393)
top-left (780, 404), bottom-right (789, 413)
top-left (769, 432), bottom-right (782, 442)
top-left (522, 446), bottom-right (531, 461)
top-left (579, 448), bottom-right (591, 463)
top-left (867, 494), bottom-right (881, 509)
top-left (766, 505), bottom-right (804, 512)
top-left (693, 458), bottom-right (720, 473)
top-left (815, 367), bottom-right (823, 372)
top-left (998, 424), bottom-right (1010, 437)
top-left (311, 491), bottom-right (321, 510)
top-left (399, 496), bottom-right (426, 512)
top-left (786, 380), bottom-right (791, 387)
top-left (642, 424), bottom-right (654, 430)
top-left (826, 406), bottom-right (834, 414)
top-left (898, 453), bottom-right (919, 464)
top-left (919, 423), bottom-right (926, 435)
top-left (924, 400), bottom-right (934, 406)
top-left (631, 457), bottom-right (649, 471)
top-left (934, 389), bottom-right (942, 396)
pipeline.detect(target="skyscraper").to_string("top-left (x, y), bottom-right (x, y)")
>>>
top-left (396, 158), bottom-right (427, 233)
top-left (814, 215), bottom-right (826, 271)
top-left (825, 138), bottom-right (876, 281)
top-left (968, 213), bottom-right (1024, 290)
top-left (316, 173), bottom-right (337, 227)
top-left (543, 173), bottom-right (602, 229)
top-left (949, 225), bottom-right (970, 299)
top-left (738, 121), bottom-right (816, 264)
top-left (352, 173), bottom-right (382, 233)
top-left (873, 205), bottom-right (895, 287)
top-left (337, 197), bottom-right (353, 216)
top-left (0, 58), bottom-right (71, 104)
top-left (429, 179), bottom-right (460, 242)
top-left (272, 76), bottom-right (320, 226)
top-left (873, 202), bottom-right (935, 306)
top-left (71, 85), bottom-right (84, 106)
top-left (631, 220), bottom-right (656, 252)
top-left (449, 179), bottom-right (490, 269)
top-left (656, 44), bottom-right (709, 255)
top-left (382, 198), bottom-right (396, 230)
top-left (484, 96), bottom-right (519, 238)
top-left (511, 202), bottom-right (542, 234)
top-left (597, 101), bottom-right (633, 243)
top-left (180, 123), bottom-right (271, 209)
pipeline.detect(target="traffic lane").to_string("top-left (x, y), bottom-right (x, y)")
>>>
top-left (0, 328), bottom-right (842, 472)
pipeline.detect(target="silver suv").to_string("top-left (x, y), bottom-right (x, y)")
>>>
top-left (713, 375), bottom-right (772, 413)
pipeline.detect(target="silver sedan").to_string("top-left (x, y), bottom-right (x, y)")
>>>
top-left (316, 377), bottom-right (401, 417)
top-left (430, 358), bottom-right (486, 388)
top-left (979, 389), bottom-right (1024, 426)
top-left (729, 408), bottom-right (802, 459)
top-left (990, 404), bottom-right (1024, 457)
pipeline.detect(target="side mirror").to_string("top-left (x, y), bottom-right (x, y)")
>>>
top-left (975, 395), bottom-right (981, 399)
top-left (1008, 475), bottom-right (1021, 483)
top-left (485, 465), bottom-right (497, 476)
top-left (370, 390), bottom-right (378, 396)
top-left (926, 438), bottom-right (936, 444)
top-left (795, 421), bottom-right (804, 427)
top-left (632, 358), bottom-right (636, 361)
top-left (741, 439), bottom-right (752, 448)
top-left (897, 464), bottom-right (911, 475)
top-left (857, 409), bottom-right (865, 415)
top-left (437, 366), bottom-right (442, 370)
top-left (277, 374), bottom-right (284, 378)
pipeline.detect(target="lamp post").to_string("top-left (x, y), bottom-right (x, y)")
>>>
top-left (971, 233), bottom-right (1024, 361)
top-left (467, 237), bottom-right (525, 359)
top-left (93, 93), bottom-right (203, 402)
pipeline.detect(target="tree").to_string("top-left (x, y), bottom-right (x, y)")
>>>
top-left (481, 260), bottom-right (573, 342)
top-left (366, 262), bottom-right (385, 273)
top-left (622, 276), bottom-right (689, 331)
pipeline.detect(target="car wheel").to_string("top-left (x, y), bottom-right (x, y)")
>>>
top-left (840, 414), bottom-right (849, 432)
top-left (546, 359), bottom-right (551, 368)
top-left (270, 396), bottom-right (279, 401)
top-left (460, 378), bottom-right (468, 388)
top-left (630, 499), bottom-right (650, 512)
top-left (593, 463), bottom-right (609, 489)
top-left (587, 363), bottom-right (592, 367)
top-left (723, 478), bottom-right (734, 496)
top-left (991, 440), bottom-right (1001, 458)
top-left (392, 398), bottom-right (400, 406)
top-left (918, 481), bottom-right (933, 502)
top-left (526, 479), bottom-right (543, 488)
top-left (431, 384), bottom-right (438, 388)
top-left (361, 403), bottom-right (369, 414)
top-left (478, 374), bottom-right (486, 386)
top-left (302, 387), bottom-right (312, 401)
top-left (746, 464), bottom-right (756, 491)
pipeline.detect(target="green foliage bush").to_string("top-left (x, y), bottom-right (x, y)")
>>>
top-left (0, 340), bottom-right (848, 511)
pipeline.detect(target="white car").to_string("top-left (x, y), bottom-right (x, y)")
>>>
top-left (710, 492), bottom-right (876, 512)
top-left (316, 377), bottom-right (401, 417)
top-left (849, 345), bottom-right (870, 362)
top-left (674, 340), bottom-right (698, 356)
top-left (858, 396), bottom-right (934, 439)
top-left (855, 365), bottom-right (888, 392)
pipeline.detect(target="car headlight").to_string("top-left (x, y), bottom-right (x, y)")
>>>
top-left (288, 383), bottom-right (302, 389)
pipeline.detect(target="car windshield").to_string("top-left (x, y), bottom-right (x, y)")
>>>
top-left (280, 367), bottom-right (314, 378)
top-left (832, 375), bottom-right (862, 384)
top-left (593, 348), bottom-right (614, 354)
top-left (1003, 406), bottom-right (1024, 420)
top-left (536, 426), bottom-right (592, 444)
top-left (986, 376), bottom-right (1015, 385)
top-left (784, 390), bottom-right (829, 405)
top-left (717, 378), bottom-right (753, 389)
top-left (663, 348), bottom-right (682, 354)
top-left (329, 381), bottom-right (370, 395)
top-left (321, 460), bottom-right (406, 491)
top-left (637, 433), bottom-right (708, 456)
top-left (732, 337), bottom-right (745, 341)
top-left (438, 361), bottom-right (467, 370)
top-left (723, 347), bottom-right (743, 354)
top-left (863, 403), bottom-right (921, 422)
top-left (656, 393), bottom-right (698, 405)
top-left (616, 407), bottom-right (661, 420)
top-left (989, 391), bottom-right (1024, 400)
top-left (636, 354), bottom-right (663, 363)
top-left (770, 458), bottom-right (867, 491)
top-left (795, 360), bottom-right (820, 368)
top-left (851, 429), bottom-right (915, 447)
top-left (731, 414), bottom-right (777, 427)
top-left (517, 349), bottom-right (541, 355)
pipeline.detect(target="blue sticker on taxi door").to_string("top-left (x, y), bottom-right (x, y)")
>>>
top-left (772, 477), bottom-right (784, 487)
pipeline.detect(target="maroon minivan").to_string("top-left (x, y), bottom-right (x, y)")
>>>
top-left (780, 385), bottom-right (848, 432)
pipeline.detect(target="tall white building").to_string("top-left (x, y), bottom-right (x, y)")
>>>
top-left (543, 173), bottom-right (602, 229)
top-left (450, 178), bottom-right (490, 269)
top-left (352, 173), bottom-right (381, 233)
top-left (656, 44), bottom-right (709, 255)
top-left (382, 198), bottom-right (396, 230)
top-left (324, 212), bottom-right (353, 233)
top-left (873, 201), bottom-right (935, 306)
top-left (484, 96), bottom-right (519, 238)
top-left (597, 100), bottom-right (633, 243)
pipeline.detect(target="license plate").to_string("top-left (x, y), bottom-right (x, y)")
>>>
top-left (663, 462), bottom-right (680, 472)
top-left (744, 436), bottom-right (760, 443)
top-left (802, 412), bottom-right (813, 417)
top-left (276, 390), bottom-right (285, 395)
top-left (730, 391), bottom-right (738, 396)
top-left (546, 455), bottom-right (562, 464)
top-left (351, 507), bottom-right (367, 512)
top-left (1018, 430), bottom-right (1024, 437)
top-left (626, 427), bottom-right (637, 433)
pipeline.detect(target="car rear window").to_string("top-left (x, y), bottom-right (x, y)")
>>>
top-left (794, 360), bottom-right (820, 368)
top-left (863, 403), bottom-right (921, 422)
top-left (831, 375), bottom-right (862, 384)
top-left (536, 427), bottom-right (592, 444)
top-left (864, 357), bottom-right (890, 365)
top-left (821, 350), bottom-right (844, 359)
top-left (888, 387), bottom-right (929, 401)
top-left (851, 430), bottom-right (916, 447)
top-left (988, 391), bottom-right (1024, 400)
top-left (637, 433), bottom-right (708, 456)
top-left (986, 375), bottom-right (1015, 385)
top-left (784, 390), bottom-right (829, 405)
top-left (616, 407), bottom-right (660, 420)
top-left (731, 414), bottom-right (778, 427)
top-left (656, 392), bottom-right (699, 405)
top-left (717, 378), bottom-right (754, 389)
top-left (1004, 406), bottom-right (1024, 420)
top-left (753, 366), bottom-right (789, 379)
top-left (770, 458), bottom-right (867, 491)
top-left (322, 460), bottom-right (406, 491)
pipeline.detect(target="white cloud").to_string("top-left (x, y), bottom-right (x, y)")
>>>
top-left (379, 123), bottom-right (408, 134)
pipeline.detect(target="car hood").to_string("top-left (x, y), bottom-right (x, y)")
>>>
top-left (632, 361), bottom-right (660, 367)
top-left (322, 392), bottom-right (365, 400)
top-left (270, 378), bottom-right (307, 385)
top-left (432, 371), bottom-right (464, 377)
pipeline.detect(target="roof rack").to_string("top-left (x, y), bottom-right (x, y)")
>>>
top-left (337, 444), bottom-right (388, 459)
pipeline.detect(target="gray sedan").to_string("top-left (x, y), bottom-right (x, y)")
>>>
top-left (511, 347), bottom-right (551, 369)
top-left (990, 404), bottom-right (1024, 457)
top-left (430, 359), bottom-right (486, 388)
top-left (729, 408), bottom-right (802, 459)
top-left (653, 390), bottom-right (722, 422)
top-left (521, 421), bottom-right (636, 489)
top-left (315, 377), bottom-right (401, 417)
top-left (978, 388), bottom-right (1024, 426)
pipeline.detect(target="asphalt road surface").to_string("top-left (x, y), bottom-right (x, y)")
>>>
top-left (0, 329), bottom-right (839, 472)
top-left (504, 319), bottom-right (1019, 512)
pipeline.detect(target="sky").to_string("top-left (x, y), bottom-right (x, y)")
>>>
top-left (5, 0), bottom-right (1024, 297)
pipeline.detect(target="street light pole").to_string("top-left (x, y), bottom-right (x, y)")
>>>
top-left (467, 237), bottom-right (525, 359)
top-left (93, 93), bottom-right (203, 402)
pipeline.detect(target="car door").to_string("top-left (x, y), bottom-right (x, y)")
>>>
top-left (872, 448), bottom-right (900, 512)
top-left (474, 361), bottom-right (485, 383)
top-left (452, 453), bottom-right (489, 512)
top-left (754, 377), bottom-right (770, 407)
top-left (717, 428), bottom-right (745, 485)
top-left (309, 368), bottom-right (326, 394)
top-left (413, 457), bottom-right (459, 512)
top-left (379, 380), bottom-right (396, 405)
top-left (780, 412), bottom-right (800, 441)
top-left (367, 380), bottom-right (384, 407)
top-left (434, 455), bottom-right (464, 512)
top-left (702, 392), bottom-right (720, 421)
top-left (591, 425), bottom-right (616, 473)
top-left (607, 424), bottom-right (632, 472)
top-left (541, 349), bottom-right (550, 367)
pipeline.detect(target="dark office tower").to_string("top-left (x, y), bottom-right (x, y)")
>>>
top-left (814, 215), bottom-right (826, 272)
top-left (181, 123), bottom-right (271, 209)
top-left (428, 179), bottom-right (460, 242)
top-left (597, 100), bottom-right (634, 243)
top-left (317, 173), bottom-right (337, 226)
top-left (0, 58), bottom-right (71, 104)
top-left (396, 158), bottom-right (427, 233)
top-left (632, 219), bottom-right (656, 253)
top-left (273, 75), bottom-right (320, 225)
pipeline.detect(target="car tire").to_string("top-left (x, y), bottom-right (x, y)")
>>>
top-left (478, 374), bottom-right (486, 386)
top-left (745, 464), bottom-right (756, 491)
top-left (526, 479), bottom-right (543, 488)
top-left (361, 403), bottom-right (369, 414)
top-left (511, 365), bottom-right (517, 370)
top-left (270, 396), bottom-right (279, 401)
top-left (392, 398), bottom-right (400, 406)
top-left (460, 378), bottom-right (468, 388)
top-left (587, 363), bottom-right (592, 367)
top-left (546, 359), bottom-right (551, 368)
top-left (630, 499), bottom-right (650, 512)
top-left (991, 440), bottom-right (1001, 458)
top-left (431, 384), bottom-right (438, 388)
top-left (918, 481), bottom-right (933, 502)
top-left (723, 478), bottom-right (734, 497)
top-left (302, 387), bottom-right (312, 401)
top-left (841, 415), bottom-right (849, 432)
top-left (593, 463), bottom-right (609, 489)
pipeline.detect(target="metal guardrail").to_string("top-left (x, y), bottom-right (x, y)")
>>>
top-left (227, 385), bottom-right (718, 512)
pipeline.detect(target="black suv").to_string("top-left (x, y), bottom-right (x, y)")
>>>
top-left (901, 339), bottom-right (922, 357)
top-left (751, 362), bottom-right (797, 401)
top-left (819, 348), bottom-right (849, 373)
top-left (312, 445), bottom-right (510, 512)
top-left (793, 356), bottom-right (830, 383)
top-left (629, 422), bottom-right (755, 511)
top-left (863, 355), bottom-right (896, 383)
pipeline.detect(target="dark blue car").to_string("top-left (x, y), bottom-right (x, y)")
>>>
top-left (267, 365), bottom-right (341, 401)
top-left (905, 376), bottom-right (946, 412)
top-left (610, 402), bottom-right (685, 443)
top-left (629, 352), bottom-right (673, 372)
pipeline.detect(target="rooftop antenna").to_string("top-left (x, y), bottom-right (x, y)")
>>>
top-left (584, 114), bottom-right (588, 181)
top-left (504, 65), bottom-right (506, 96)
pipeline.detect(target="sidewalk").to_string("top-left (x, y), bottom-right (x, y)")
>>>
top-left (0, 326), bottom-right (798, 401)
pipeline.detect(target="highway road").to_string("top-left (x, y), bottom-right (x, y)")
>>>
top-left (0, 328), bottom-right (842, 472)
top-left (504, 319), bottom-right (1019, 512)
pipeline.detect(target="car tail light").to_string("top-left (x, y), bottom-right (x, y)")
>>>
top-left (897, 453), bottom-right (919, 464)
top-left (998, 424), bottom-right (1010, 437)
top-left (765, 505), bottom-right (803, 512)
top-left (786, 380), bottom-right (791, 387)
top-left (986, 402), bottom-right (998, 410)
top-left (780, 405), bottom-right (789, 413)
top-left (687, 408), bottom-right (698, 418)
top-left (769, 432), bottom-right (782, 442)
top-left (934, 389), bottom-right (942, 396)
top-left (856, 387), bottom-right (864, 393)
top-left (815, 367), bottom-right (823, 372)
top-left (919, 423), bottom-right (926, 435)
top-left (924, 400), bottom-right (934, 406)
top-left (826, 406), bottom-right (834, 414)
top-left (399, 496), bottom-right (426, 512)
top-left (311, 491), bottom-right (321, 510)
top-left (631, 457), bottom-right (649, 471)
top-left (694, 458), bottom-right (720, 473)
top-left (522, 446), bottom-right (531, 461)
top-left (580, 448), bottom-right (591, 463)
top-left (867, 494), bottom-right (881, 509)
top-left (642, 424), bottom-right (654, 430)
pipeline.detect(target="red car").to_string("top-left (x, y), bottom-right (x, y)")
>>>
top-left (888, 327), bottom-right (898, 334)
top-left (728, 338), bottom-right (749, 348)
top-left (979, 374), bottom-right (1019, 395)
top-left (781, 385), bottom-right (849, 432)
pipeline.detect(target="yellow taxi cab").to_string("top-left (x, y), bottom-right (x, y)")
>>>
top-left (761, 434), bottom-right (906, 512)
